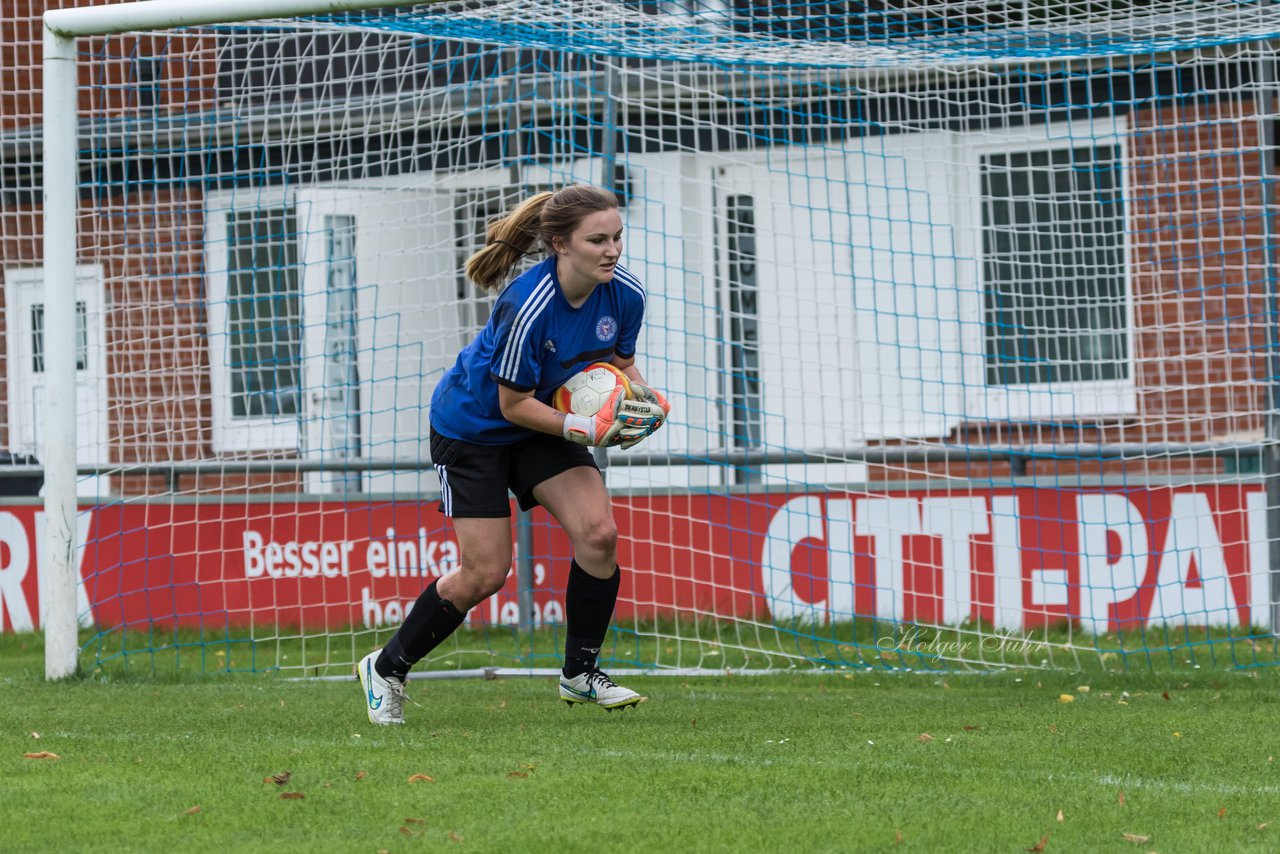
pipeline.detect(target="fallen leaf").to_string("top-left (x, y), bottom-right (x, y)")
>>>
top-left (1118, 791), bottom-right (1127, 807)
top-left (408, 773), bottom-right (436, 784)
top-left (1161, 691), bottom-right (1171, 701)
top-left (405, 818), bottom-right (426, 825)
top-left (498, 700), bottom-right (507, 709)
top-left (507, 771), bottom-right (529, 779)
top-left (1120, 832), bottom-right (1149, 844)
top-left (29, 732), bottom-right (39, 739)
top-left (894, 829), bottom-right (903, 845)
top-left (1076, 685), bottom-right (1090, 693)
top-left (321, 781), bottom-right (332, 789)
top-left (918, 733), bottom-right (935, 742)
top-left (23, 752), bottom-right (60, 760)
top-left (691, 719), bottom-right (697, 728)
top-left (1257, 822), bottom-right (1270, 830)
top-left (523, 764), bottom-right (537, 772)
top-left (184, 805), bottom-right (202, 815)
top-left (448, 830), bottom-right (464, 843)
top-left (1218, 807), bottom-right (1227, 819)
top-left (1173, 732), bottom-right (1182, 739)
top-left (1047, 724), bottom-right (1060, 733)
top-left (1059, 694), bottom-right (1075, 704)
top-left (1056, 809), bottom-right (1064, 823)
top-left (278, 792), bottom-right (305, 800)
top-left (962, 725), bottom-right (981, 731)
top-left (399, 827), bottom-right (416, 837)
top-left (1026, 833), bottom-right (1049, 852)
top-left (265, 771), bottom-right (291, 785)
top-left (355, 770), bottom-right (368, 781)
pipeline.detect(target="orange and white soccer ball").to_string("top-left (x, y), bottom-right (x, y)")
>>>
top-left (552, 362), bottom-right (631, 417)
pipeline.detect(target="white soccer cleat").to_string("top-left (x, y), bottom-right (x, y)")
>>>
top-left (559, 669), bottom-right (646, 711)
top-left (357, 650), bottom-right (407, 725)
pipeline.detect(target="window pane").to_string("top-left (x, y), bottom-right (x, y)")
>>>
top-left (31, 301), bottom-right (88, 374)
top-left (982, 145), bottom-right (1127, 386)
top-left (726, 194), bottom-right (762, 470)
top-left (227, 208), bottom-right (301, 418)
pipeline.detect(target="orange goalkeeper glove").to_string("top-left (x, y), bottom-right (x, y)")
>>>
top-left (618, 383), bottom-right (672, 450)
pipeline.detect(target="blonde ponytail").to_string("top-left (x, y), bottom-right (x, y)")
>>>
top-left (464, 191), bottom-right (553, 293)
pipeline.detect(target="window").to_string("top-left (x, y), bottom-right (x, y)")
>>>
top-left (226, 209), bottom-right (302, 418)
top-left (453, 188), bottom-right (506, 335)
top-left (981, 145), bottom-right (1128, 388)
top-left (724, 194), bottom-right (762, 483)
top-left (31, 301), bottom-right (88, 373)
top-left (206, 192), bottom-right (302, 453)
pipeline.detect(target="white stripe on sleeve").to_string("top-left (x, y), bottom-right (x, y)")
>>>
top-left (498, 274), bottom-right (554, 382)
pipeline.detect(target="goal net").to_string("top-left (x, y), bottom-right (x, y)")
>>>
top-left (10, 0), bottom-right (1280, 674)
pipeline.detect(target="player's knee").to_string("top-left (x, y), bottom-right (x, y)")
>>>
top-left (578, 518), bottom-right (618, 561)
top-left (474, 564), bottom-right (510, 598)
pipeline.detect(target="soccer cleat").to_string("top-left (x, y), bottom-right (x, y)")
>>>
top-left (357, 650), bottom-right (407, 725)
top-left (559, 668), bottom-right (645, 711)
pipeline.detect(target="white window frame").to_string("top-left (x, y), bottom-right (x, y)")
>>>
top-left (204, 186), bottom-right (301, 453)
top-left (961, 117), bottom-right (1137, 422)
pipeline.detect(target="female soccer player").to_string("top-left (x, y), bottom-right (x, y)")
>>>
top-left (358, 184), bottom-right (671, 725)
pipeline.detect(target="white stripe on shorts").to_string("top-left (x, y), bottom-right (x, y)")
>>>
top-left (435, 463), bottom-right (452, 517)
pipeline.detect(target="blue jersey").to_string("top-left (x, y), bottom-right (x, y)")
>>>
top-left (430, 256), bottom-right (647, 445)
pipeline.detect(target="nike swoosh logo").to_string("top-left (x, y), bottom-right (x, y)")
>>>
top-left (563, 683), bottom-right (595, 700)
top-left (366, 661), bottom-right (383, 710)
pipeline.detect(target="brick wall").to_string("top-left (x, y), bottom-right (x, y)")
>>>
top-left (1, 2), bottom-right (297, 494)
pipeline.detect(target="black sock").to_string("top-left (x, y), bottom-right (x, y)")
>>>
top-left (375, 580), bottom-right (466, 681)
top-left (563, 560), bottom-right (620, 678)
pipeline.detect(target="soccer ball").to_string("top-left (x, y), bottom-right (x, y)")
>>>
top-left (552, 362), bottom-right (631, 417)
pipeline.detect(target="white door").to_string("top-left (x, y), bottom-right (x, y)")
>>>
top-left (5, 265), bottom-right (109, 497)
top-left (713, 162), bottom-right (864, 486)
top-left (296, 185), bottom-right (457, 494)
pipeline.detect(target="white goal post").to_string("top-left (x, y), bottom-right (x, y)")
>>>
top-left (41, 0), bottom-right (433, 679)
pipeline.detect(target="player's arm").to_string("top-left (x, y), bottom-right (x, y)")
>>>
top-left (497, 384), bottom-right (569, 437)
top-left (610, 353), bottom-right (643, 385)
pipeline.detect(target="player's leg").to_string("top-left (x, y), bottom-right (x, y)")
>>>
top-left (360, 517), bottom-right (511, 725)
top-left (520, 449), bottom-right (644, 711)
top-left (359, 431), bottom-right (513, 725)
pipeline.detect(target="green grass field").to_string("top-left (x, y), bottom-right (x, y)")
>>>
top-left (5, 632), bottom-right (1280, 853)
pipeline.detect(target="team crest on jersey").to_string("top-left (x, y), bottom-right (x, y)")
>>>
top-left (595, 315), bottom-right (618, 342)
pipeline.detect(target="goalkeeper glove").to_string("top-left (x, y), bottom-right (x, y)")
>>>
top-left (618, 383), bottom-right (672, 450)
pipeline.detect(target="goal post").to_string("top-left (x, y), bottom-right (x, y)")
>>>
top-left (40, 0), bottom-right (438, 679)
top-left (28, 1), bottom-right (1280, 681)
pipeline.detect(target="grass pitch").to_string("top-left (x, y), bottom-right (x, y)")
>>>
top-left (4, 633), bottom-right (1280, 853)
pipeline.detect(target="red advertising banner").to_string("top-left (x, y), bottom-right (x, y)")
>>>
top-left (0, 484), bottom-right (1270, 634)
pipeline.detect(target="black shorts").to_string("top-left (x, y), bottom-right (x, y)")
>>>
top-left (429, 426), bottom-right (599, 517)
